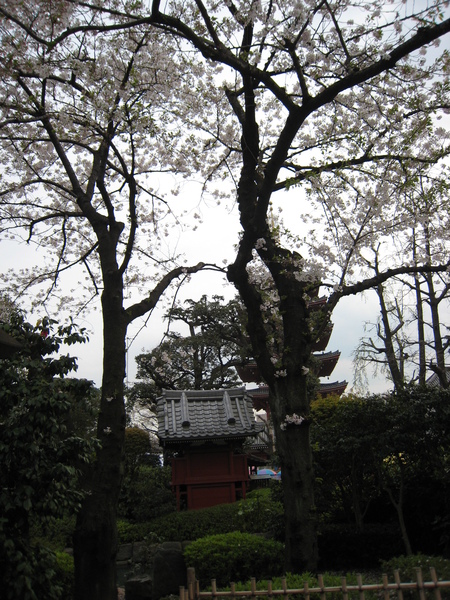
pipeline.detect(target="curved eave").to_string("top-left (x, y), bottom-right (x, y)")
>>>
top-left (158, 430), bottom-right (261, 446)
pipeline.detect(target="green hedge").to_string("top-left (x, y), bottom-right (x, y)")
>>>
top-left (219, 572), bottom-right (381, 600)
top-left (117, 490), bottom-right (284, 544)
top-left (184, 532), bottom-right (285, 587)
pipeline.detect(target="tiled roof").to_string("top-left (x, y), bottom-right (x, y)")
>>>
top-left (157, 388), bottom-right (264, 443)
top-left (317, 380), bottom-right (348, 397)
top-left (426, 368), bottom-right (450, 388)
top-left (314, 350), bottom-right (340, 377)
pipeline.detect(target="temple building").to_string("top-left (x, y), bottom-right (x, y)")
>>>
top-left (156, 388), bottom-right (268, 511)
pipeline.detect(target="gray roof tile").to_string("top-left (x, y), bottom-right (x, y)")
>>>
top-left (157, 387), bottom-right (263, 443)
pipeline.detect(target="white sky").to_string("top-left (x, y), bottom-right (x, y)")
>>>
top-left (1, 178), bottom-right (392, 396)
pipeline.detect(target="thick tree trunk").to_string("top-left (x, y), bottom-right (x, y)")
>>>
top-left (270, 380), bottom-right (318, 573)
top-left (73, 269), bottom-right (127, 600)
top-left (383, 476), bottom-right (413, 556)
top-left (350, 463), bottom-right (365, 532)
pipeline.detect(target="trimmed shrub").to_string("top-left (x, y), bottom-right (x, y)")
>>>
top-left (380, 554), bottom-right (450, 581)
top-left (184, 531), bottom-right (285, 586)
top-left (141, 493), bottom-right (283, 543)
top-left (147, 503), bottom-right (238, 541)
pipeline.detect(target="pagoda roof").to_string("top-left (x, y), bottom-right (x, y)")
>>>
top-left (307, 296), bottom-right (328, 310)
top-left (157, 387), bottom-right (263, 445)
top-left (236, 363), bottom-right (261, 383)
top-left (317, 380), bottom-right (348, 397)
top-left (425, 368), bottom-right (450, 388)
top-left (311, 323), bottom-right (334, 351)
top-left (314, 350), bottom-right (341, 377)
top-left (248, 379), bottom-right (347, 401)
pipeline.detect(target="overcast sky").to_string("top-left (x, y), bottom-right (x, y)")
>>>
top-left (1, 178), bottom-right (393, 395)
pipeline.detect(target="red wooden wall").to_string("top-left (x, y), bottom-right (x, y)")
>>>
top-left (171, 445), bottom-right (249, 510)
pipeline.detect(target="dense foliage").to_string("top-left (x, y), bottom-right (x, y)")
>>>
top-left (184, 531), bottom-right (285, 587)
top-left (117, 427), bottom-right (175, 521)
top-left (117, 488), bottom-right (283, 543)
top-left (0, 314), bottom-right (98, 600)
top-left (380, 554), bottom-right (450, 582)
top-left (311, 387), bottom-right (450, 556)
top-left (131, 295), bottom-right (250, 409)
top-left (119, 464), bottom-right (175, 522)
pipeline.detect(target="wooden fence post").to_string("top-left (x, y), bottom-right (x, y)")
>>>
top-left (430, 566), bottom-right (442, 600)
top-left (394, 569), bottom-right (404, 600)
top-left (416, 568), bottom-right (426, 600)
top-left (187, 567), bottom-right (196, 600)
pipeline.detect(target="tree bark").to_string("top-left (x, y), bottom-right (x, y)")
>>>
top-left (426, 273), bottom-right (448, 387)
top-left (412, 230), bottom-right (427, 385)
top-left (376, 284), bottom-right (404, 390)
top-left (74, 267), bottom-right (127, 600)
top-left (382, 467), bottom-right (413, 556)
top-left (270, 382), bottom-right (318, 572)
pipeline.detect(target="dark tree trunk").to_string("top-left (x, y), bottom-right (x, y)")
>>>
top-left (414, 274), bottom-right (427, 385)
top-left (270, 380), bottom-right (317, 572)
top-left (224, 20), bottom-right (320, 572)
top-left (376, 284), bottom-right (404, 390)
top-left (426, 273), bottom-right (448, 387)
top-left (423, 226), bottom-right (448, 387)
top-left (380, 460), bottom-right (413, 556)
top-left (412, 231), bottom-right (427, 385)
top-left (74, 267), bottom-right (127, 600)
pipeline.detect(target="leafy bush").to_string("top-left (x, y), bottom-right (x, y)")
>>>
top-left (0, 315), bottom-right (98, 600)
top-left (54, 551), bottom-right (74, 599)
top-left (146, 503), bottom-right (238, 541)
top-left (233, 489), bottom-right (284, 538)
top-left (184, 531), bottom-right (285, 587)
top-left (117, 519), bottom-right (163, 544)
top-left (31, 515), bottom-right (76, 552)
top-left (141, 492), bottom-right (283, 543)
top-left (380, 554), bottom-right (450, 581)
top-left (118, 465), bottom-right (175, 522)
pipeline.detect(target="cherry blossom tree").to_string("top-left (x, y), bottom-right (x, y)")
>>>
top-left (0, 4), bottom-right (217, 599)
top-left (67, 0), bottom-right (450, 574)
top-left (132, 0), bottom-right (450, 574)
top-left (3, 0), bottom-right (450, 593)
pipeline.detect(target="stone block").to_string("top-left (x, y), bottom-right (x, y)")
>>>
top-left (117, 543), bottom-right (133, 562)
top-left (125, 575), bottom-right (153, 600)
top-left (152, 542), bottom-right (186, 600)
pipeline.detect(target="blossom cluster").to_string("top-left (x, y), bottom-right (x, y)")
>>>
top-left (280, 413), bottom-right (306, 430)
